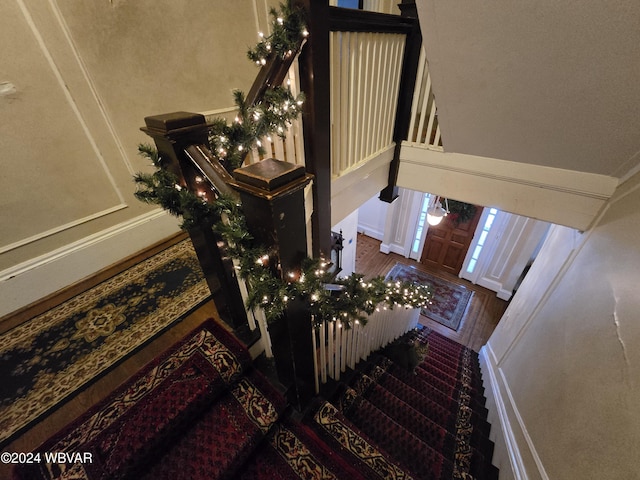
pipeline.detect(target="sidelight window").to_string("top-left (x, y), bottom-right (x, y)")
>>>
top-left (466, 208), bottom-right (498, 274)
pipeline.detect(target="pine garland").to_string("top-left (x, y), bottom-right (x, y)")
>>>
top-left (247, 1), bottom-right (308, 64)
top-left (208, 194), bottom-right (432, 327)
top-left (208, 88), bottom-right (304, 171)
top-left (134, 155), bottom-right (433, 327)
top-left (133, 0), bottom-right (433, 328)
top-left (133, 144), bottom-right (218, 229)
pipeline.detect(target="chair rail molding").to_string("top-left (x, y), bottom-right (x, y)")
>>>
top-left (0, 209), bottom-right (180, 318)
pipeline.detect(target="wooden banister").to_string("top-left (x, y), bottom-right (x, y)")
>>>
top-left (245, 44), bottom-right (305, 108)
top-left (380, 1), bottom-right (422, 202)
top-left (141, 113), bottom-right (254, 343)
top-left (183, 144), bottom-right (240, 202)
top-left (296, 0), bottom-right (332, 258)
top-left (328, 5), bottom-right (414, 33)
top-left (138, 1), bottom-right (426, 410)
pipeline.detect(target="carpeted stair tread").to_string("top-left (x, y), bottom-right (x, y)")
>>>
top-left (237, 417), bottom-right (370, 480)
top-left (82, 354), bottom-right (223, 479)
top-left (359, 359), bottom-right (472, 416)
top-left (420, 343), bottom-right (481, 373)
top-left (337, 383), bottom-right (498, 480)
top-left (414, 345), bottom-right (482, 377)
top-left (367, 361), bottom-right (489, 435)
top-left (14, 318), bottom-right (499, 480)
top-left (419, 333), bottom-right (480, 363)
top-left (305, 400), bottom-right (417, 480)
top-left (414, 363), bottom-right (485, 400)
top-left (335, 386), bottom-right (456, 480)
top-left (376, 330), bottom-right (485, 397)
top-left (419, 352), bottom-right (484, 390)
top-left (388, 351), bottom-right (487, 408)
top-left (425, 329), bottom-right (479, 351)
top-left (369, 355), bottom-right (489, 417)
top-left (415, 330), bottom-right (476, 357)
top-left (414, 350), bottom-right (484, 387)
top-left (353, 367), bottom-right (494, 462)
top-left (12, 320), bottom-right (252, 480)
top-left (418, 347), bottom-right (483, 386)
top-left (349, 372), bottom-right (457, 451)
top-left (346, 371), bottom-right (495, 470)
top-left (141, 368), bottom-right (287, 480)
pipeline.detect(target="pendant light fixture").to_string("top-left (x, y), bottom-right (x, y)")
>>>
top-left (426, 196), bottom-right (449, 226)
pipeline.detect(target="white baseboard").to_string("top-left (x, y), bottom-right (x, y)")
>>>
top-left (477, 277), bottom-right (514, 301)
top-left (380, 242), bottom-right (406, 256)
top-left (479, 344), bottom-right (549, 480)
top-left (357, 226), bottom-right (384, 241)
top-left (497, 289), bottom-right (514, 301)
top-left (0, 209), bottom-right (181, 318)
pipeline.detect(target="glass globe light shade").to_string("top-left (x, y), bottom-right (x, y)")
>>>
top-left (426, 201), bottom-right (446, 226)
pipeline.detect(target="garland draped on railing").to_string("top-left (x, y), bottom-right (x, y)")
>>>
top-left (133, 0), bottom-right (432, 329)
top-left (135, 158), bottom-right (432, 328)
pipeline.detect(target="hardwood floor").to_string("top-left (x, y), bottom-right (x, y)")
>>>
top-left (0, 232), bottom-right (507, 478)
top-left (355, 233), bottom-right (507, 352)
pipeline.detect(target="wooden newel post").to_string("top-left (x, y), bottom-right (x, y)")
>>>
top-left (141, 112), bottom-right (253, 340)
top-left (230, 158), bottom-right (316, 410)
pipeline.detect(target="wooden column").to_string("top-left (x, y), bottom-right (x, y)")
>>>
top-left (230, 158), bottom-right (316, 410)
top-left (296, 0), bottom-right (332, 258)
top-left (141, 112), bottom-right (253, 341)
top-left (380, 1), bottom-right (422, 202)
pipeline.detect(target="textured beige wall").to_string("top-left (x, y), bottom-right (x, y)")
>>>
top-left (0, 0), bottom-right (278, 311)
top-left (484, 173), bottom-right (640, 478)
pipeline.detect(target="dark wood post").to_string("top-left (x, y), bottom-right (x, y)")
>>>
top-left (379, 1), bottom-right (422, 202)
top-left (295, 0), bottom-right (332, 258)
top-left (230, 158), bottom-right (316, 410)
top-left (141, 112), bottom-right (254, 342)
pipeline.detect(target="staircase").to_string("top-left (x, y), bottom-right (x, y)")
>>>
top-left (14, 320), bottom-right (497, 480)
top-left (326, 328), bottom-right (499, 479)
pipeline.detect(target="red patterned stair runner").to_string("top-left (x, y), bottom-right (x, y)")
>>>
top-left (328, 326), bottom-right (498, 480)
top-left (141, 369), bottom-right (287, 479)
top-left (14, 321), bottom-right (498, 480)
top-left (13, 320), bottom-right (252, 480)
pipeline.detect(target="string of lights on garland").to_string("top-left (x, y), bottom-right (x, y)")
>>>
top-left (200, 194), bottom-right (433, 328)
top-left (133, 1), bottom-right (433, 328)
top-left (208, 88), bottom-right (304, 172)
top-left (134, 144), bottom-right (218, 230)
top-left (135, 145), bottom-right (433, 328)
top-left (134, 0), bottom-right (307, 224)
top-left (247, 0), bottom-right (308, 65)
top-left (209, 1), bottom-right (307, 172)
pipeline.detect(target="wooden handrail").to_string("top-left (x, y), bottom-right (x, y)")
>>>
top-left (328, 5), bottom-right (415, 33)
top-left (245, 43), bottom-right (305, 108)
top-left (183, 144), bottom-right (240, 202)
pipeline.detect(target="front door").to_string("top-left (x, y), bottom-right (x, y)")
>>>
top-left (420, 205), bottom-right (483, 275)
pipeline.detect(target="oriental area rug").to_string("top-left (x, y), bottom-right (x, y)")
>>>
top-left (0, 239), bottom-right (212, 448)
top-left (386, 263), bottom-right (472, 331)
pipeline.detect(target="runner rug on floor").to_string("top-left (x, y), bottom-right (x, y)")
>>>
top-left (0, 239), bottom-right (212, 448)
top-left (386, 263), bottom-right (472, 331)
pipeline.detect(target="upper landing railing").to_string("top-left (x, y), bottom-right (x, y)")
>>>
top-left (328, 3), bottom-right (442, 184)
top-left (406, 47), bottom-right (443, 149)
top-left (330, 29), bottom-right (406, 176)
top-left (183, 2), bottom-right (442, 243)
